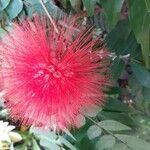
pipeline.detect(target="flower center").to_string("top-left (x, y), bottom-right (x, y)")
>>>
top-left (32, 63), bottom-right (74, 81)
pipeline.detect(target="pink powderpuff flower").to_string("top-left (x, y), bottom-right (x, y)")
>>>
top-left (0, 16), bottom-right (110, 130)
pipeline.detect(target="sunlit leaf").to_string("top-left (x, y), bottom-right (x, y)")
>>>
top-left (32, 138), bottom-right (41, 150)
top-left (98, 120), bottom-right (131, 131)
top-left (96, 135), bottom-right (116, 150)
top-left (0, 0), bottom-right (10, 11)
top-left (58, 136), bottom-right (77, 150)
top-left (40, 139), bottom-right (60, 150)
top-left (87, 125), bottom-right (102, 140)
top-left (6, 0), bottom-right (23, 19)
top-left (115, 134), bottom-right (150, 150)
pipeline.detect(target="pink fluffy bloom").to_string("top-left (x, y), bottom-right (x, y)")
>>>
top-left (0, 16), bottom-right (110, 130)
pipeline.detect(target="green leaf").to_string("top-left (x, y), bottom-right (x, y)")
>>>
top-left (26, 1), bottom-right (63, 18)
top-left (104, 98), bottom-right (131, 112)
top-left (63, 128), bottom-right (76, 141)
top-left (32, 138), bottom-right (41, 150)
top-left (72, 124), bottom-right (90, 142)
top-left (131, 62), bottom-right (150, 88)
top-left (87, 125), bottom-right (102, 140)
top-left (106, 20), bottom-right (142, 80)
top-left (26, 4), bottom-right (42, 17)
top-left (99, 0), bottom-right (124, 29)
top-left (111, 58), bottom-right (125, 79)
top-left (143, 87), bottom-right (150, 101)
top-left (96, 135), bottom-right (116, 150)
top-left (82, 0), bottom-right (97, 16)
top-left (128, 0), bottom-right (150, 68)
top-left (123, 31), bottom-right (142, 60)
top-left (115, 134), bottom-right (150, 150)
top-left (24, 0), bottom-right (49, 5)
top-left (58, 136), bottom-right (77, 150)
top-left (0, 0), bottom-right (10, 11)
top-left (30, 127), bottom-right (76, 150)
top-left (40, 139), bottom-right (60, 150)
top-left (100, 112), bottom-right (135, 127)
top-left (6, 0), bottom-right (23, 19)
top-left (30, 127), bottom-right (57, 141)
top-left (105, 20), bottom-right (131, 79)
top-left (69, 0), bottom-right (82, 12)
top-left (111, 143), bottom-right (130, 150)
top-left (98, 120), bottom-right (131, 131)
top-left (106, 20), bottom-right (131, 54)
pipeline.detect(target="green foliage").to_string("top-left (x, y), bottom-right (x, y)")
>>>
top-left (98, 0), bottom-right (124, 29)
top-left (6, 0), bottom-right (23, 20)
top-left (131, 62), bottom-right (150, 88)
top-left (96, 135), bottom-right (116, 150)
top-left (30, 127), bottom-right (77, 150)
top-left (98, 120), bottom-right (131, 131)
top-left (87, 125), bottom-right (102, 140)
top-left (82, 0), bottom-right (97, 16)
top-left (128, 0), bottom-right (150, 68)
top-left (0, 0), bottom-right (10, 11)
top-left (105, 20), bottom-right (130, 79)
top-left (115, 134), bottom-right (150, 150)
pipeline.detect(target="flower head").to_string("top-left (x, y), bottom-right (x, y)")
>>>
top-left (0, 16), bottom-right (110, 130)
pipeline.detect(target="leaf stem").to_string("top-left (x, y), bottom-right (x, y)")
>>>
top-left (86, 116), bottom-right (133, 150)
top-left (39, 0), bottom-right (59, 34)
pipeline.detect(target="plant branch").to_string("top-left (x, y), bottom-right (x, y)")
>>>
top-left (86, 116), bottom-right (133, 150)
top-left (39, 0), bottom-right (59, 33)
